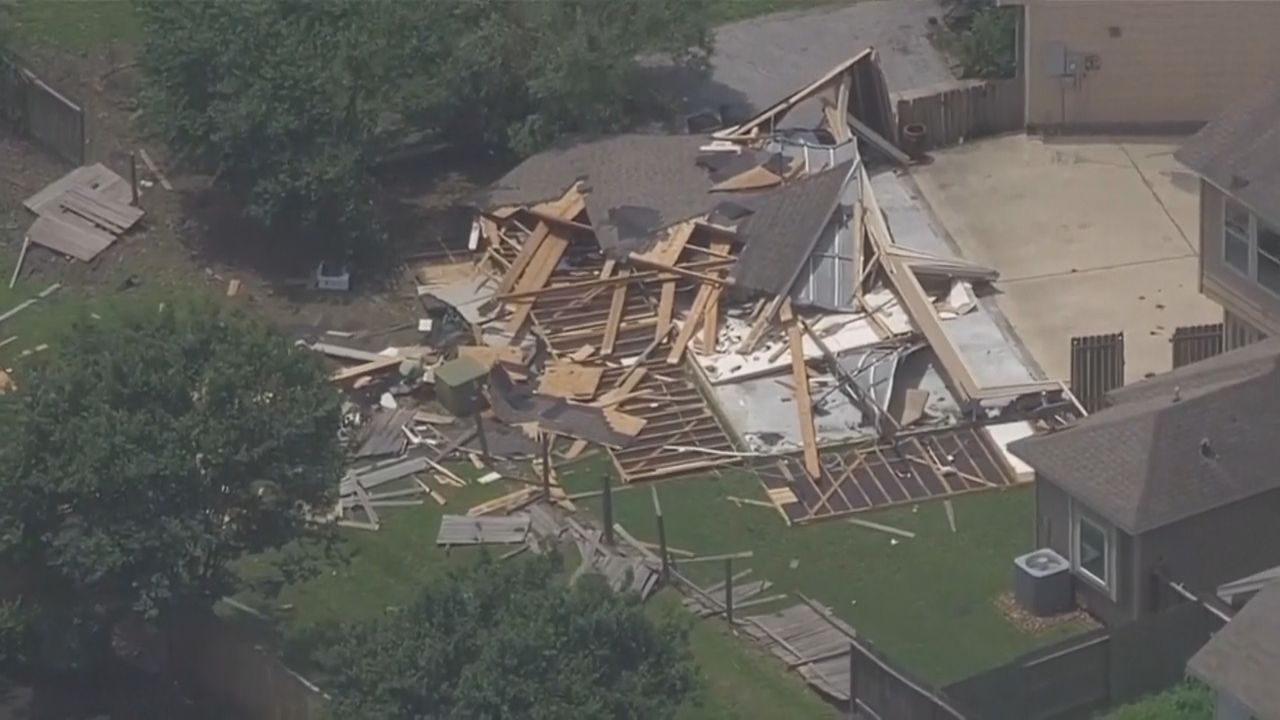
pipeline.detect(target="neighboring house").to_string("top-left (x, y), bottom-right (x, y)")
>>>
top-left (999, 0), bottom-right (1280, 131)
top-left (1177, 83), bottom-right (1280, 349)
top-left (1187, 580), bottom-right (1280, 720)
top-left (1009, 340), bottom-right (1280, 625)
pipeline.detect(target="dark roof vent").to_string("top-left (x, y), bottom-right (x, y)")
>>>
top-left (1230, 174), bottom-right (1250, 191)
top-left (1172, 385), bottom-right (1181, 403)
top-left (1200, 438), bottom-right (1216, 460)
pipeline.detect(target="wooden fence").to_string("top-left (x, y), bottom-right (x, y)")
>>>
top-left (848, 636), bottom-right (968, 720)
top-left (1069, 332), bottom-right (1125, 413)
top-left (944, 599), bottom-right (1222, 719)
top-left (893, 77), bottom-right (1023, 152)
top-left (0, 53), bottom-right (85, 165)
top-left (1171, 323), bottom-right (1224, 369)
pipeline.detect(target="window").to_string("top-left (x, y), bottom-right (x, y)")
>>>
top-left (1259, 220), bottom-right (1280, 294)
top-left (1076, 515), bottom-right (1109, 588)
top-left (1224, 198), bottom-right (1251, 274)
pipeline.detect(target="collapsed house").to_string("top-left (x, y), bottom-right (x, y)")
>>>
top-left (324, 49), bottom-right (1084, 531)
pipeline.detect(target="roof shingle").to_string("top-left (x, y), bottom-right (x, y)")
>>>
top-left (1009, 341), bottom-right (1280, 533)
top-left (1188, 581), bottom-right (1280, 719)
top-left (1176, 83), bottom-right (1280, 227)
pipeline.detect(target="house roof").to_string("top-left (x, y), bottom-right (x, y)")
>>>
top-left (730, 161), bottom-right (855, 295)
top-left (1188, 581), bottom-right (1280, 719)
top-left (1176, 82), bottom-right (1280, 227)
top-left (1008, 341), bottom-right (1280, 534)
top-left (473, 134), bottom-right (732, 256)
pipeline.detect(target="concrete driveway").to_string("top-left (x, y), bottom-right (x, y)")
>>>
top-left (912, 135), bottom-right (1221, 383)
top-left (648, 0), bottom-right (953, 121)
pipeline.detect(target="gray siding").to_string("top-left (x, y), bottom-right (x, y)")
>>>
top-left (1036, 477), bottom-right (1136, 625)
top-left (1200, 180), bottom-right (1280, 337)
top-left (1136, 488), bottom-right (1280, 610)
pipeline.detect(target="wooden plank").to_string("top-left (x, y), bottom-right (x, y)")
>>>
top-left (847, 112), bottom-right (910, 166)
top-left (26, 214), bottom-right (113, 262)
top-left (537, 361), bottom-right (605, 399)
top-left (601, 270), bottom-right (629, 356)
top-left (861, 168), bottom-right (978, 402)
top-left (496, 222), bottom-right (550, 295)
top-left (137, 147), bottom-right (174, 191)
top-left (717, 50), bottom-right (872, 139)
top-left (632, 220), bottom-right (696, 266)
top-left (846, 517), bottom-right (916, 539)
top-left (330, 356), bottom-right (400, 382)
top-left (24, 163), bottom-right (130, 212)
top-left (738, 292), bottom-right (784, 353)
top-left (627, 256), bottom-right (730, 285)
top-left (781, 299), bottom-right (821, 479)
top-left (666, 282), bottom-right (719, 364)
top-left (505, 231), bottom-right (570, 334)
top-left (655, 281), bottom-right (676, 341)
top-left (702, 238), bottom-right (731, 352)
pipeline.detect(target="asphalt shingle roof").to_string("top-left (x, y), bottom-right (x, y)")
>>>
top-left (473, 134), bottom-right (733, 256)
top-left (1188, 581), bottom-right (1280, 719)
top-left (730, 161), bottom-right (855, 295)
top-left (1176, 82), bottom-right (1280, 227)
top-left (1009, 341), bottom-right (1280, 533)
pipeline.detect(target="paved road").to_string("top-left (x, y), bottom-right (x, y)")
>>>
top-left (650, 0), bottom-right (955, 123)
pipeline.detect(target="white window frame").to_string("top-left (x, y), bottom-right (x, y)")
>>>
top-left (1221, 194), bottom-right (1280, 300)
top-left (1069, 500), bottom-right (1115, 597)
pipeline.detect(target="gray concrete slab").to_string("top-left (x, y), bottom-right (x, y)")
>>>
top-left (913, 135), bottom-right (1221, 383)
top-left (872, 171), bottom-right (1042, 387)
top-left (648, 0), bottom-right (953, 124)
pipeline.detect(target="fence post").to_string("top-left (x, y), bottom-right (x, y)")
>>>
top-left (130, 152), bottom-right (139, 206)
top-left (848, 642), bottom-right (857, 718)
top-left (653, 487), bottom-right (669, 583)
top-left (724, 558), bottom-right (734, 624)
top-left (601, 473), bottom-right (614, 546)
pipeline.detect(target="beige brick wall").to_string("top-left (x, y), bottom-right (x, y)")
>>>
top-left (1024, 1), bottom-right (1280, 128)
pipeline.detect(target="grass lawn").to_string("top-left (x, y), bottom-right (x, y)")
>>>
top-left (648, 590), bottom-right (840, 720)
top-left (1096, 682), bottom-right (1213, 720)
top-left (705, 0), bottom-right (851, 25)
top-left (558, 454), bottom-right (1092, 686)
top-left (227, 466), bottom-right (836, 719)
top-left (6, 0), bottom-right (140, 52)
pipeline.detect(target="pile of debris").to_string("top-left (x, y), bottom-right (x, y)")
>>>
top-left (312, 49), bottom-right (1083, 533)
top-left (12, 164), bottom-right (144, 284)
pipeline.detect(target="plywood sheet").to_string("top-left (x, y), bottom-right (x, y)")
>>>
top-left (24, 163), bottom-right (131, 213)
top-left (26, 214), bottom-right (114, 262)
top-left (537, 361), bottom-right (605, 400)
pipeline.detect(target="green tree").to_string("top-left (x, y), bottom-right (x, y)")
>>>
top-left (317, 555), bottom-right (699, 719)
top-left (950, 3), bottom-right (1018, 79)
top-left (0, 301), bottom-right (342, 668)
top-left (134, 0), bottom-right (711, 254)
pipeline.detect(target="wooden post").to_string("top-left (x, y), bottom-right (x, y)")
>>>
top-left (848, 641), bottom-right (857, 718)
top-left (473, 409), bottom-right (491, 461)
top-left (9, 237), bottom-right (30, 289)
top-left (129, 152), bottom-right (139, 206)
top-left (602, 473), bottom-right (614, 546)
top-left (653, 486), bottom-right (669, 583)
top-left (540, 432), bottom-right (551, 500)
top-left (724, 557), bottom-right (734, 625)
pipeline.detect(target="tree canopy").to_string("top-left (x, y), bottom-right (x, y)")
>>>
top-left (135, 0), bottom-right (711, 253)
top-left (317, 555), bottom-right (699, 720)
top-left (0, 301), bottom-right (342, 667)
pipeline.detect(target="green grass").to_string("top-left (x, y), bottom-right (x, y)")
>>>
top-left (1096, 682), bottom-right (1213, 720)
top-left (228, 466), bottom-right (517, 654)
top-left (647, 590), bottom-right (840, 720)
top-left (705, 0), bottom-right (849, 25)
top-left (226, 469), bottom-right (835, 719)
top-left (559, 454), bottom-right (1091, 686)
top-left (7, 0), bottom-right (140, 52)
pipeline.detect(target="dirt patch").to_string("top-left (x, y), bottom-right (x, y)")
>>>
top-left (2, 37), bottom-right (505, 340)
top-left (993, 592), bottom-right (1099, 636)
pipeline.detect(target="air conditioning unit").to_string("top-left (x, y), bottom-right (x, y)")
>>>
top-left (1013, 548), bottom-right (1073, 617)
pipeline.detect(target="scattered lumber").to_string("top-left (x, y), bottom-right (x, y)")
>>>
top-left (846, 518), bottom-right (916, 539)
